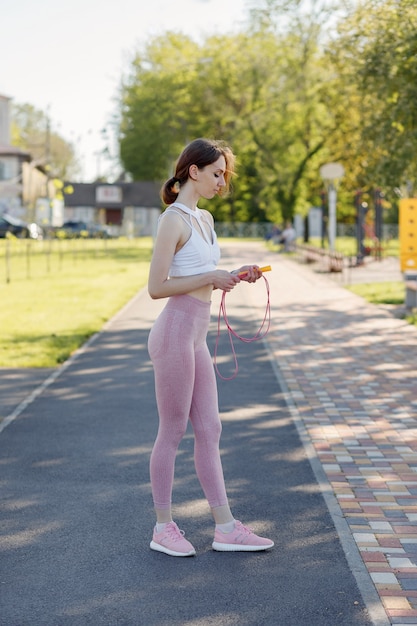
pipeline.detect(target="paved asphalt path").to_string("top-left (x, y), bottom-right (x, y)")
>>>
top-left (0, 246), bottom-right (374, 626)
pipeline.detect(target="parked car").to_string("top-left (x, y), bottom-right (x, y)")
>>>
top-left (0, 214), bottom-right (43, 239)
top-left (57, 221), bottom-right (111, 239)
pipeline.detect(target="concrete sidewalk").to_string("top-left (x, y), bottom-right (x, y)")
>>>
top-left (0, 240), bottom-right (414, 626)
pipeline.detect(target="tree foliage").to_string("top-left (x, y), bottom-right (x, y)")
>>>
top-left (351, 0), bottom-right (417, 189)
top-left (322, 0), bottom-right (417, 219)
top-left (11, 103), bottom-right (78, 180)
top-left (118, 0), bottom-right (417, 223)
top-left (119, 20), bottom-right (338, 223)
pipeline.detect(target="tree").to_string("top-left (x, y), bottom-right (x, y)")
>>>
top-left (328, 0), bottom-right (417, 193)
top-left (120, 0), bottom-right (406, 224)
top-left (11, 103), bottom-right (78, 180)
top-left (119, 33), bottom-right (205, 183)
top-left (358, 0), bottom-right (417, 190)
top-left (119, 21), bottom-right (339, 223)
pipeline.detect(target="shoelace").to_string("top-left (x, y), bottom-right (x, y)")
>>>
top-left (214, 275), bottom-right (271, 380)
top-left (230, 520), bottom-right (251, 533)
top-left (163, 523), bottom-right (185, 542)
top-left (231, 522), bottom-right (255, 544)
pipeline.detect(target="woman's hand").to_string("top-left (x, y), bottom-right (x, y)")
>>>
top-left (211, 270), bottom-right (241, 292)
top-left (234, 265), bottom-right (262, 283)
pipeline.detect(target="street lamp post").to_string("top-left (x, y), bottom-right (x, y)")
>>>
top-left (319, 162), bottom-right (345, 251)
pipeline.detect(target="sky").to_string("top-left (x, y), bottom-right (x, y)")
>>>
top-left (1, 0), bottom-right (252, 181)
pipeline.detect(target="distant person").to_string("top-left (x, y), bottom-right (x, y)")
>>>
top-left (265, 223), bottom-right (282, 243)
top-left (146, 138), bottom-right (274, 557)
top-left (280, 221), bottom-right (296, 252)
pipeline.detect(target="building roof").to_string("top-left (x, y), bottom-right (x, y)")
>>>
top-left (0, 144), bottom-right (31, 159)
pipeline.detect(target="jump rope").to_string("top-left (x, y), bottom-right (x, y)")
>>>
top-left (213, 265), bottom-right (272, 380)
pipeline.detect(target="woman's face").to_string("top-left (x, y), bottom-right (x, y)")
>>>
top-left (194, 155), bottom-right (226, 199)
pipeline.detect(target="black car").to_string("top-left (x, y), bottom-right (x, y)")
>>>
top-left (0, 214), bottom-right (43, 239)
top-left (59, 221), bottom-right (111, 238)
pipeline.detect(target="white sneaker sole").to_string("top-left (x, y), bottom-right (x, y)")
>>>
top-left (150, 540), bottom-right (196, 557)
top-left (212, 540), bottom-right (274, 552)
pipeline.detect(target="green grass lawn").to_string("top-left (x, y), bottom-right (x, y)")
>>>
top-left (346, 280), bottom-right (417, 326)
top-left (0, 237), bottom-right (153, 367)
top-left (346, 281), bottom-right (405, 305)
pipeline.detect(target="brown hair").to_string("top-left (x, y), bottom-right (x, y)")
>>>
top-left (160, 138), bottom-right (236, 205)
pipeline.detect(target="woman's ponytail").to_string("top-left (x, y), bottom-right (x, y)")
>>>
top-left (160, 176), bottom-right (180, 205)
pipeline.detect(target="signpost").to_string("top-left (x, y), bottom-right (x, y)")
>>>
top-left (319, 162), bottom-right (345, 251)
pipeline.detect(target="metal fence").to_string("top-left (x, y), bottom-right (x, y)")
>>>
top-left (0, 237), bottom-right (136, 284)
top-left (0, 222), bottom-right (400, 284)
top-left (216, 222), bottom-right (399, 240)
top-left (337, 223), bottom-right (399, 239)
top-left (215, 222), bottom-right (272, 238)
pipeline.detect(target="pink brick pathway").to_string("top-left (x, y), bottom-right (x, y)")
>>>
top-left (219, 242), bottom-right (417, 626)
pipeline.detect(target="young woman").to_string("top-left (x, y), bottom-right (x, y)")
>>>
top-left (147, 138), bottom-right (274, 557)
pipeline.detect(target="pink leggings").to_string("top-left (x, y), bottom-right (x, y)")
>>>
top-left (148, 294), bottom-right (228, 510)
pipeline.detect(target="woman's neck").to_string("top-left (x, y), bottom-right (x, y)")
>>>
top-left (176, 189), bottom-right (199, 211)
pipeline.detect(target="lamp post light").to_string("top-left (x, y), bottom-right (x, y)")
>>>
top-left (320, 189), bottom-right (327, 249)
top-left (319, 162), bottom-right (345, 251)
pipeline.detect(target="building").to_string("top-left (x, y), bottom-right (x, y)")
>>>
top-left (1, 93), bottom-right (161, 234)
top-left (63, 181), bottom-right (162, 237)
top-left (0, 94), bottom-right (31, 216)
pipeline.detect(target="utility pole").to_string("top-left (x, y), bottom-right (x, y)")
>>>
top-left (45, 108), bottom-right (52, 225)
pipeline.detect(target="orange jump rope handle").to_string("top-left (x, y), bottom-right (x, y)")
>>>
top-left (238, 265), bottom-right (271, 277)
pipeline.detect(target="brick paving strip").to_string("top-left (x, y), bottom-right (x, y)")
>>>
top-left (246, 249), bottom-right (417, 626)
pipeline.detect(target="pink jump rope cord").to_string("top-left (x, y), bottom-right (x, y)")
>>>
top-left (214, 266), bottom-right (271, 380)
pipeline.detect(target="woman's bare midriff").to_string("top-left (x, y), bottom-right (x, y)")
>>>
top-left (186, 284), bottom-right (214, 303)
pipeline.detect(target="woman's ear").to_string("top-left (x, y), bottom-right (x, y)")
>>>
top-left (189, 164), bottom-right (198, 180)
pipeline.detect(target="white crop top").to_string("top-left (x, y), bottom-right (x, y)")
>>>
top-left (159, 202), bottom-right (221, 277)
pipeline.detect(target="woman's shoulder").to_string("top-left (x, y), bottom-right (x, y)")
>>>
top-left (160, 206), bottom-right (189, 222)
top-left (158, 208), bottom-right (191, 247)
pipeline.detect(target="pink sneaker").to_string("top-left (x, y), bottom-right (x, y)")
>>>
top-left (150, 521), bottom-right (196, 557)
top-left (212, 520), bottom-right (274, 552)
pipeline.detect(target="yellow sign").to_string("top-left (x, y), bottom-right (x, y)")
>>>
top-left (399, 199), bottom-right (417, 272)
